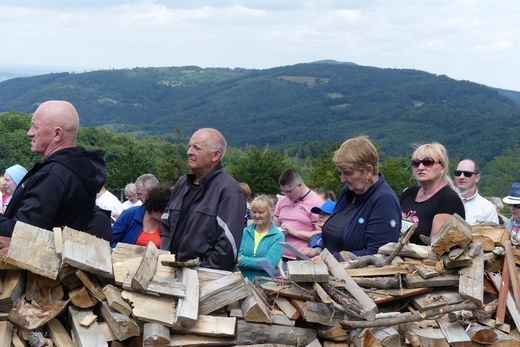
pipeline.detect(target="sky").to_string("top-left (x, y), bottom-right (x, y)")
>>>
top-left (1, 0), bottom-right (519, 91)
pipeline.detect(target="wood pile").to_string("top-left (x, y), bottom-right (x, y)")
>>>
top-left (0, 217), bottom-right (519, 347)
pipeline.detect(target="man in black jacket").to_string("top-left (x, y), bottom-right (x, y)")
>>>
top-left (160, 128), bottom-right (246, 271)
top-left (0, 100), bottom-right (108, 238)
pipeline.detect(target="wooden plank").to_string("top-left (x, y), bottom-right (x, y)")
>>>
top-left (458, 243), bottom-right (484, 306)
top-left (68, 306), bottom-right (108, 347)
top-left (62, 226), bottom-right (112, 278)
top-left (301, 301), bottom-right (345, 326)
top-left (345, 264), bottom-right (410, 277)
top-left (99, 300), bottom-right (140, 341)
top-left (53, 227), bottom-right (63, 257)
top-left (320, 249), bottom-right (377, 313)
top-left (378, 242), bottom-right (431, 259)
top-left (46, 319), bottom-right (77, 347)
top-left (270, 309), bottom-right (295, 326)
top-left (286, 260), bottom-right (329, 282)
top-left (404, 272), bottom-right (459, 288)
top-left (437, 315), bottom-right (471, 346)
top-left (430, 213), bottom-right (472, 256)
top-left (495, 258), bottom-right (510, 325)
top-left (172, 315), bottom-right (236, 337)
top-left (4, 221), bottom-right (60, 279)
top-left (199, 271), bottom-right (249, 315)
top-left (313, 282), bottom-right (332, 304)
top-left (505, 240), bottom-right (520, 312)
top-left (261, 281), bottom-right (316, 301)
top-left (131, 241), bottom-right (159, 291)
top-left (112, 251), bottom-right (175, 286)
top-left (488, 271), bottom-right (520, 329)
top-left (236, 321), bottom-right (317, 346)
top-left (174, 267), bottom-right (199, 329)
top-left (406, 319), bottom-right (449, 347)
top-left (122, 290), bottom-right (177, 327)
top-left (412, 290), bottom-right (463, 312)
top-left (0, 321), bottom-right (13, 347)
top-left (103, 284), bottom-right (132, 316)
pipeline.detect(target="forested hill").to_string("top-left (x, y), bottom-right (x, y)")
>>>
top-left (0, 61), bottom-right (519, 161)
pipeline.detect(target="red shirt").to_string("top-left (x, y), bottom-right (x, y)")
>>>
top-left (135, 227), bottom-right (160, 248)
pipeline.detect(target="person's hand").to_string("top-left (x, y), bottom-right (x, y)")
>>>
top-left (300, 247), bottom-right (320, 258)
top-left (281, 223), bottom-right (296, 235)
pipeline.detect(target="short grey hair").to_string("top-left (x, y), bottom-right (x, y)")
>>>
top-left (135, 173), bottom-right (159, 192)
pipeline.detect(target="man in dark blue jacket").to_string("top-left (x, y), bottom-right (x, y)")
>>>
top-left (0, 100), bottom-right (108, 238)
top-left (160, 128), bottom-right (246, 271)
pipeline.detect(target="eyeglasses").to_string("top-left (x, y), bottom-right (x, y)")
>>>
top-left (454, 170), bottom-right (476, 178)
top-left (282, 183), bottom-right (300, 195)
top-left (411, 158), bottom-right (439, 168)
top-left (509, 204), bottom-right (520, 209)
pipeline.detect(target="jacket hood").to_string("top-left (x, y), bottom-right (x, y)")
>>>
top-left (47, 147), bottom-right (106, 195)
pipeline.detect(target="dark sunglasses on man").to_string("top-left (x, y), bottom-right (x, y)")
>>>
top-left (454, 170), bottom-right (476, 178)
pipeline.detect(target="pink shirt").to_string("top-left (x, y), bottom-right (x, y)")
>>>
top-left (274, 190), bottom-right (324, 259)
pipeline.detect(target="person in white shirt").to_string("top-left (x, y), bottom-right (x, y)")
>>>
top-left (96, 186), bottom-right (123, 223)
top-left (122, 183), bottom-right (143, 211)
top-left (454, 159), bottom-right (498, 225)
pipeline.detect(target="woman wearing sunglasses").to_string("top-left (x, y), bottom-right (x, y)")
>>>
top-left (400, 142), bottom-right (465, 245)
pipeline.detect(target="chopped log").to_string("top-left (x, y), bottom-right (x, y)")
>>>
top-left (471, 234), bottom-right (496, 252)
top-left (430, 213), bottom-right (472, 256)
top-left (68, 285), bottom-right (98, 308)
top-left (113, 252), bottom-right (176, 286)
top-left (46, 318), bottom-right (77, 347)
top-left (465, 323), bottom-right (498, 345)
top-left (122, 290), bottom-right (177, 327)
top-left (436, 315), bottom-right (471, 346)
top-left (274, 296), bottom-right (300, 320)
top-left (322, 283), bottom-right (376, 320)
top-left (103, 284), bottom-right (132, 316)
top-left (317, 324), bottom-right (348, 342)
top-left (75, 269), bottom-right (106, 301)
top-left (143, 322), bottom-right (170, 346)
top-left (286, 260), bottom-right (329, 282)
top-left (8, 296), bottom-right (69, 330)
top-left (123, 270), bottom-right (186, 297)
top-left (301, 301), bottom-right (345, 326)
top-left (270, 309), bottom-right (295, 326)
top-left (320, 248), bottom-right (377, 313)
top-left (0, 321), bottom-right (13, 347)
top-left (442, 251), bottom-right (473, 269)
top-left (350, 326), bottom-right (401, 347)
top-left (0, 270), bottom-right (25, 312)
top-left (472, 224), bottom-right (510, 246)
top-left (459, 242), bottom-right (484, 306)
top-left (131, 241), bottom-right (159, 291)
top-left (340, 301), bottom-right (477, 329)
top-left (172, 315), bottom-right (236, 337)
top-left (68, 306), bottom-right (108, 347)
top-left (99, 300), bottom-right (140, 341)
top-left (404, 272), bottom-right (459, 288)
top-left (405, 319), bottom-right (448, 347)
top-left (313, 282), bottom-right (332, 303)
top-left (4, 221), bottom-right (60, 279)
top-left (378, 242), bottom-right (431, 259)
top-left (174, 267), bottom-right (199, 329)
top-left (236, 321), bottom-right (317, 346)
top-left (169, 334), bottom-right (236, 346)
top-left (261, 281), bottom-right (316, 301)
top-left (353, 273), bottom-right (402, 289)
top-left (199, 271), bottom-right (249, 315)
top-left (241, 280), bottom-right (271, 323)
top-left (62, 226), bottom-right (113, 278)
top-left (505, 240), bottom-right (520, 312)
top-left (58, 264), bottom-right (82, 290)
top-left (98, 321), bottom-right (118, 342)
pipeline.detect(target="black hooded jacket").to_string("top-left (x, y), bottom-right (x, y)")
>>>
top-left (0, 146), bottom-right (106, 236)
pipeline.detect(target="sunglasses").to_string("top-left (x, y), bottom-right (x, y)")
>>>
top-left (411, 157), bottom-right (439, 168)
top-left (454, 170), bottom-right (476, 178)
top-left (510, 204), bottom-right (520, 209)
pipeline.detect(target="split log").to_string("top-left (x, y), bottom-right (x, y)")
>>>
top-left (4, 221), bottom-right (60, 279)
top-left (143, 322), bottom-right (170, 346)
top-left (131, 241), bottom-right (159, 291)
top-left (340, 301), bottom-right (478, 329)
top-left (199, 271), bottom-right (249, 315)
top-left (301, 301), bottom-right (346, 326)
top-left (58, 264), bottom-right (82, 290)
top-left (0, 270), bottom-right (25, 312)
top-left (174, 267), bottom-right (199, 329)
top-left (236, 321), bottom-right (317, 346)
top-left (458, 242), bottom-right (484, 306)
top-left (0, 321), bottom-right (13, 347)
top-left (103, 284), bottom-right (132, 316)
top-left (350, 326), bottom-right (401, 347)
top-left (123, 270), bottom-right (186, 297)
top-left (8, 296), bottom-right (69, 330)
top-left (430, 213), bottom-right (472, 256)
top-left (75, 269), bottom-right (106, 301)
top-left (68, 306), bottom-right (108, 347)
top-left (172, 315), bottom-right (236, 337)
top-left (274, 296), bottom-right (300, 320)
top-left (471, 224), bottom-right (510, 246)
top-left (241, 280), bottom-right (271, 323)
top-left (169, 334), bottom-right (236, 346)
top-left (378, 243), bottom-right (431, 259)
top-left (68, 285), bottom-right (98, 308)
top-left (62, 226), bottom-right (113, 278)
top-left (260, 280), bottom-right (316, 301)
top-left (122, 290), bottom-right (177, 327)
top-left (99, 300), bottom-right (140, 341)
top-left (46, 318), bottom-right (76, 347)
top-left (353, 273), bottom-right (402, 289)
top-left (405, 319), bottom-right (448, 347)
top-left (495, 258), bottom-right (510, 325)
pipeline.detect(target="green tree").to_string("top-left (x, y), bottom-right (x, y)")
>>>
top-left (380, 156), bottom-right (413, 196)
top-left (309, 142), bottom-right (342, 196)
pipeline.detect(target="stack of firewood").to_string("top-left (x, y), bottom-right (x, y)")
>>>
top-left (0, 216), bottom-right (519, 346)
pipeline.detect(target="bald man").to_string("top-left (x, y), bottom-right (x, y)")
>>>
top-left (160, 128), bottom-right (246, 271)
top-left (0, 100), bottom-right (107, 238)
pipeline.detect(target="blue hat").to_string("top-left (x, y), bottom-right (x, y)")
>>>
top-left (503, 183), bottom-right (520, 204)
top-left (5, 164), bottom-right (27, 186)
top-left (311, 200), bottom-right (336, 215)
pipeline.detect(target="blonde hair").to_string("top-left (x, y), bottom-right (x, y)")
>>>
top-left (0, 176), bottom-right (6, 194)
top-left (333, 136), bottom-right (379, 175)
top-left (250, 194), bottom-right (274, 219)
top-left (412, 142), bottom-right (458, 192)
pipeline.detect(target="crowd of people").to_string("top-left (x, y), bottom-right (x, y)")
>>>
top-left (1, 100), bottom-right (519, 283)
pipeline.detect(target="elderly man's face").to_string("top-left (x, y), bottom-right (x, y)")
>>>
top-left (187, 130), bottom-right (219, 177)
top-left (27, 110), bottom-right (55, 157)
